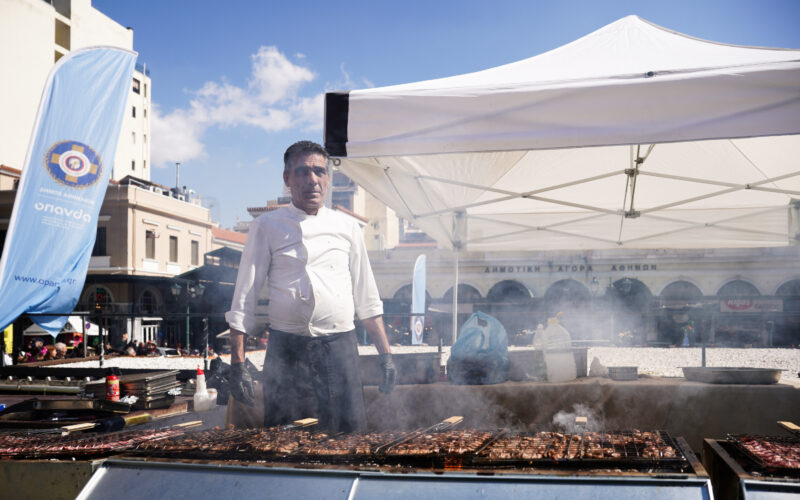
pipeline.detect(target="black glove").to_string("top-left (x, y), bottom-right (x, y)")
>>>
top-left (229, 362), bottom-right (256, 407)
top-left (378, 353), bottom-right (397, 394)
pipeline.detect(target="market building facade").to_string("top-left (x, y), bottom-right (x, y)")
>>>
top-left (371, 246), bottom-right (800, 348)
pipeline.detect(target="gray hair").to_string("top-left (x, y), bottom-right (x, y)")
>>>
top-left (283, 140), bottom-right (329, 175)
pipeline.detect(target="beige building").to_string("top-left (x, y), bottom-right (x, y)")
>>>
top-left (0, 167), bottom-right (225, 343)
top-left (80, 177), bottom-right (215, 311)
top-left (0, 0), bottom-right (151, 181)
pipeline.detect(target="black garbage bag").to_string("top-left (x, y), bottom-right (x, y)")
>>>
top-left (446, 312), bottom-right (510, 385)
top-left (209, 358), bottom-right (259, 405)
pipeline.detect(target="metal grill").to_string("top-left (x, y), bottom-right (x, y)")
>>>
top-left (727, 434), bottom-right (800, 476)
top-left (128, 427), bottom-right (688, 472)
top-left (2, 427), bottom-right (691, 473)
top-left (0, 427), bottom-right (184, 459)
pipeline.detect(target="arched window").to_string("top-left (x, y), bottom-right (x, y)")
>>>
top-left (718, 280), bottom-right (760, 297)
top-left (87, 286), bottom-right (112, 312)
top-left (544, 279), bottom-right (591, 308)
top-left (776, 280), bottom-right (800, 296)
top-left (443, 284), bottom-right (482, 302)
top-left (661, 281), bottom-right (703, 304)
top-left (392, 284), bottom-right (431, 304)
top-left (487, 280), bottom-right (532, 302)
top-left (138, 289), bottom-right (160, 315)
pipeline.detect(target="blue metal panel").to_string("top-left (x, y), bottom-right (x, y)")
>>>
top-left (354, 474), bottom-right (713, 500)
top-left (742, 479), bottom-right (800, 499)
top-left (77, 460), bottom-right (713, 500)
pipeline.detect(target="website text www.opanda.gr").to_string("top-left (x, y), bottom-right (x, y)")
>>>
top-left (13, 275), bottom-right (77, 287)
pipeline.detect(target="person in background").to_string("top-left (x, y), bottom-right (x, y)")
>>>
top-left (113, 332), bottom-right (129, 353)
top-left (226, 140), bottom-right (396, 433)
top-left (70, 341), bottom-right (83, 358)
top-left (54, 342), bottom-right (67, 359)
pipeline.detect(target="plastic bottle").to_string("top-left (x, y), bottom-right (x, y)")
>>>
top-left (106, 370), bottom-right (120, 402)
top-left (193, 365), bottom-right (215, 412)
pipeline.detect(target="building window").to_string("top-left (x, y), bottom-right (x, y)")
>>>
top-left (131, 159), bottom-right (136, 171)
top-left (132, 78), bottom-right (140, 94)
top-left (169, 235), bottom-right (178, 262)
top-left (143, 134), bottom-right (147, 143)
top-left (55, 19), bottom-right (70, 49)
top-left (132, 106), bottom-right (136, 118)
top-left (92, 227), bottom-right (107, 256)
top-left (132, 132), bottom-right (136, 144)
top-left (145, 230), bottom-right (156, 259)
top-left (92, 287), bottom-right (111, 313)
top-left (143, 160), bottom-right (147, 170)
top-left (144, 83), bottom-right (148, 98)
top-left (144, 108), bottom-right (147, 118)
top-left (191, 240), bottom-right (199, 266)
top-left (140, 290), bottom-right (156, 314)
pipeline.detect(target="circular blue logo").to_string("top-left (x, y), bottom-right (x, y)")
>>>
top-left (45, 140), bottom-right (102, 188)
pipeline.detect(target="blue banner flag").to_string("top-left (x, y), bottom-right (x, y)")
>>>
top-left (410, 254), bottom-right (426, 345)
top-left (0, 47), bottom-right (137, 334)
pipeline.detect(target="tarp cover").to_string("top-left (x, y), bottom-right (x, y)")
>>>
top-left (325, 16), bottom-right (800, 251)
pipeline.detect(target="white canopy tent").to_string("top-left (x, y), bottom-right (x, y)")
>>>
top-left (23, 316), bottom-right (102, 338)
top-left (324, 16), bottom-right (800, 252)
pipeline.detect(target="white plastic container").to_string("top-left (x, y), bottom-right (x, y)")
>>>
top-left (193, 366), bottom-right (217, 412)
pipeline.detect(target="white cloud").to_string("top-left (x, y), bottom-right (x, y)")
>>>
top-left (150, 104), bottom-right (206, 167)
top-left (151, 46), bottom-right (323, 167)
top-left (249, 46), bottom-right (315, 105)
top-left (291, 93), bottom-right (325, 131)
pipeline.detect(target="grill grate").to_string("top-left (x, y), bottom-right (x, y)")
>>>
top-left (0, 427), bottom-right (185, 459)
top-left (473, 430), bottom-right (685, 469)
top-left (728, 434), bottom-right (800, 475)
top-left (1, 427), bottom-right (689, 472)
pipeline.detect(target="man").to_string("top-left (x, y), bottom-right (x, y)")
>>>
top-left (113, 332), bottom-right (129, 353)
top-left (225, 140), bottom-right (395, 432)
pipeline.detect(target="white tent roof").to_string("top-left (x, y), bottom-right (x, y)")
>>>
top-left (324, 16), bottom-right (800, 251)
top-left (23, 316), bottom-right (102, 337)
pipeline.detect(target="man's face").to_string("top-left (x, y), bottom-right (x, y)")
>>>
top-left (284, 152), bottom-right (329, 215)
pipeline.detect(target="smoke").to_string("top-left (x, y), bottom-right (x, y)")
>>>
top-left (552, 403), bottom-right (604, 433)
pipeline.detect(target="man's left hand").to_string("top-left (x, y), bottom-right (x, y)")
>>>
top-left (378, 353), bottom-right (397, 394)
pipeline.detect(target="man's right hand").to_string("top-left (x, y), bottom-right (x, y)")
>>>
top-left (230, 362), bottom-right (255, 407)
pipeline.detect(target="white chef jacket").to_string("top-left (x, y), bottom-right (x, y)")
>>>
top-left (225, 203), bottom-right (383, 336)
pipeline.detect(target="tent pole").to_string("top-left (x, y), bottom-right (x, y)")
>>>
top-left (81, 317), bottom-right (86, 358)
top-left (452, 250), bottom-right (459, 344)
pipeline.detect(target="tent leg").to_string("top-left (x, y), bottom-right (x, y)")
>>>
top-left (81, 318), bottom-right (87, 358)
top-left (452, 251), bottom-right (459, 344)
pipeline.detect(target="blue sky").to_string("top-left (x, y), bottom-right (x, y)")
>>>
top-left (92, 0), bottom-right (800, 229)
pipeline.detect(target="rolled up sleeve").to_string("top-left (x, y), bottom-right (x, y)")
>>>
top-left (349, 222), bottom-right (383, 320)
top-left (226, 217), bottom-right (271, 335)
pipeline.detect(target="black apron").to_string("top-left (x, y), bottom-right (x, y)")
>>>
top-left (261, 329), bottom-right (367, 433)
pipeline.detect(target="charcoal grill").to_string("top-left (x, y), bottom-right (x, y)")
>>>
top-left (2, 426), bottom-right (713, 498)
top-left (4, 426), bottom-right (697, 473)
top-left (78, 458), bottom-right (713, 500)
top-left (71, 427), bottom-right (712, 498)
top-left (703, 437), bottom-right (800, 499)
